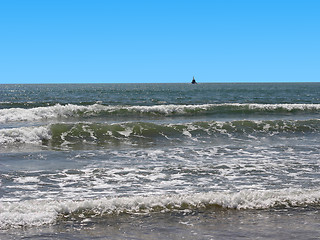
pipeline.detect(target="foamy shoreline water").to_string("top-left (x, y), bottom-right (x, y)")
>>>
top-left (1, 188), bottom-right (320, 229)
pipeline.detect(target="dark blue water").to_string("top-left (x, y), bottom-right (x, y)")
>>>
top-left (1, 83), bottom-right (320, 108)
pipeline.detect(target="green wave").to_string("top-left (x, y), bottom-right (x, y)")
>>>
top-left (1, 119), bottom-right (319, 147)
top-left (47, 119), bottom-right (320, 147)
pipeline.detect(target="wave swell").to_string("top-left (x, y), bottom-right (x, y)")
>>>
top-left (1, 103), bottom-right (320, 123)
top-left (1, 119), bottom-right (319, 146)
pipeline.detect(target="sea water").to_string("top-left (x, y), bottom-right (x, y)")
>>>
top-left (0, 83), bottom-right (320, 239)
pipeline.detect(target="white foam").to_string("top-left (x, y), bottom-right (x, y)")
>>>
top-left (0, 104), bottom-right (76, 123)
top-left (13, 176), bottom-right (40, 184)
top-left (0, 126), bottom-right (50, 144)
top-left (0, 200), bottom-right (57, 229)
top-left (245, 103), bottom-right (320, 111)
top-left (121, 103), bottom-right (320, 115)
top-left (1, 188), bottom-right (320, 229)
top-left (118, 128), bottom-right (133, 137)
top-left (82, 124), bottom-right (98, 140)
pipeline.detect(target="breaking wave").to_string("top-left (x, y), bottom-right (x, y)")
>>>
top-left (1, 103), bottom-right (320, 123)
top-left (1, 188), bottom-right (320, 229)
top-left (1, 119), bottom-right (319, 146)
top-left (0, 126), bottom-right (50, 145)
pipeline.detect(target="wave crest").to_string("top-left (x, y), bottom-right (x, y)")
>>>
top-left (0, 126), bottom-right (50, 144)
top-left (1, 188), bottom-right (320, 229)
top-left (1, 103), bottom-right (320, 123)
top-left (1, 119), bottom-right (319, 146)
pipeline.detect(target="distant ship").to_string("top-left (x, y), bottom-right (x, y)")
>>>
top-left (191, 76), bottom-right (197, 84)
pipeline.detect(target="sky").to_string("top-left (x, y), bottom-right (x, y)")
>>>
top-left (0, 0), bottom-right (319, 84)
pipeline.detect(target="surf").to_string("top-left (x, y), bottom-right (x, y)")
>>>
top-left (1, 119), bottom-right (319, 148)
top-left (1, 103), bottom-right (320, 123)
top-left (1, 188), bottom-right (320, 229)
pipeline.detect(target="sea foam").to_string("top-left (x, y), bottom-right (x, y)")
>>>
top-left (0, 126), bottom-right (50, 144)
top-left (1, 188), bottom-right (320, 229)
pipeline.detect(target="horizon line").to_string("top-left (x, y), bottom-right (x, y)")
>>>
top-left (1, 81), bottom-right (320, 85)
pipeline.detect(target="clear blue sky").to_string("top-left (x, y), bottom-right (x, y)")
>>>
top-left (0, 0), bottom-right (319, 83)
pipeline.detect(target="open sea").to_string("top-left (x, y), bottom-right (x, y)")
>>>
top-left (0, 83), bottom-right (320, 239)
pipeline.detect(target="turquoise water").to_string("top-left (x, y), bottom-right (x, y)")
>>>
top-left (1, 83), bottom-right (320, 239)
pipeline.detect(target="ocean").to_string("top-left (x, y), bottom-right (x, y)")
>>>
top-left (0, 83), bottom-right (320, 239)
